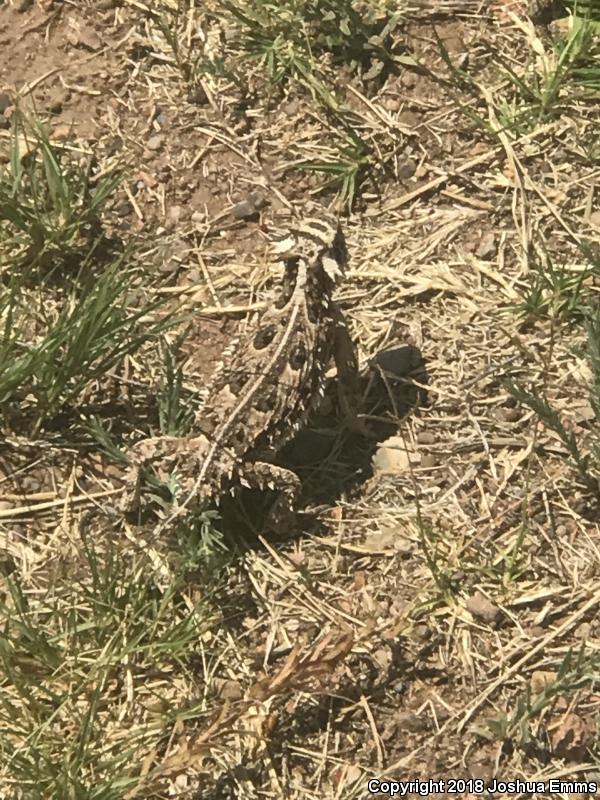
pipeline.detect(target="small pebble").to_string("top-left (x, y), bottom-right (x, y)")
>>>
top-left (52, 124), bottom-right (72, 141)
top-left (219, 679), bottom-right (243, 701)
top-left (167, 205), bottom-right (183, 224)
top-left (232, 198), bottom-right (262, 221)
top-left (382, 96), bottom-right (401, 112)
top-left (395, 710), bottom-right (426, 732)
top-left (398, 158), bottom-right (416, 180)
top-left (412, 623), bottom-right (431, 641)
top-left (187, 84), bottom-right (208, 105)
top-left (146, 134), bottom-right (164, 152)
top-left (113, 200), bottom-right (132, 217)
top-left (372, 435), bottom-right (410, 475)
top-left (465, 591), bottom-right (502, 625)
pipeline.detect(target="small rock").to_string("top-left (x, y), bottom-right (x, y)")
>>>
top-left (476, 232), bottom-right (497, 260)
top-left (22, 477), bottom-right (41, 492)
top-left (52, 124), bottom-right (72, 141)
top-left (167, 205), bottom-right (183, 224)
top-left (136, 170), bottom-right (157, 189)
top-left (282, 99), bottom-right (301, 117)
top-left (412, 623), bottom-right (431, 642)
top-left (161, 250), bottom-right (188, 276)
top-left (372, 435), bottom-right (414, 475)
top-left (104, 136), bottom-right (123, 156)
top-left (249, 190), bottom-right (268, 208)
top-left (530, 670), bottom-right (557, 695)
top-left (187, 84), bottom-right (208, 105)
top-left (361, 526), bottom-right (415, 556)
top-left (113, 200), bottom-right (132, 217)
top-left (232, 200), bottom-right (256, 221)
top-left (102, 463), bottom-right (124, 481)
top-left (382, 96), bottom-right (401, 112)
top-left (555, 523), bottom-right (567, 536)
top-left (395, 710), bottom-right (426, 732)
top-left (398, 158), bottom-right (416, 180)
top-left (220, 679), bottom-right (243, 701)
top-left (146, 134), bottom-right (164, 152)
top-left (465, 591), bottom-right (502, 625)
top-left (420, 453), bottom-right (437, 468)
top-left (575, 622), bottom-right (591, 640)
top-left (498, 406), bottom-right (521, 422)
top-left (231, 192), bottom-right (268, 221)
top-left (416, 431), bottom-right (435, 445)
top-left (66, 26), bottom-right (103, 51)
top-left (16, 0), bottom-right (33, 10)
top-left (360, 528), bottom-right (396, 553)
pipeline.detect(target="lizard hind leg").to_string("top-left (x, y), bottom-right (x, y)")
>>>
top-left (240, 461), bottom-right (302, 534)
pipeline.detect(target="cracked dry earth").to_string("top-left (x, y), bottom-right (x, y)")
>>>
top-left (1, 1), bottom-right (600, 799)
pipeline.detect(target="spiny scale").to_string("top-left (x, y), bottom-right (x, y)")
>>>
top-left (195, 213), bottom-right (345, 459)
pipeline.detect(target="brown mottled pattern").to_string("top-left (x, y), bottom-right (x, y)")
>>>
top-left (121, 213), bottom-right (360, 523)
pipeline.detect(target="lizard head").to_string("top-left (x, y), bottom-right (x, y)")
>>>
top-left (270, 214), bottom-right (348, 288)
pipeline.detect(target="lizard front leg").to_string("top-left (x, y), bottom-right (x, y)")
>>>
top-left (242, 461), bottom-right (302, 532)
top-left (120, 435), bottom-right (210, 514)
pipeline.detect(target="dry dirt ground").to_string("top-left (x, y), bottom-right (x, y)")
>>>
top-left (2, 1), bottom-right (600, 799)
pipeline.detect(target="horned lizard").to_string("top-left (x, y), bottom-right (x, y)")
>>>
top-left (121, 212), bottom-right (362, 530)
